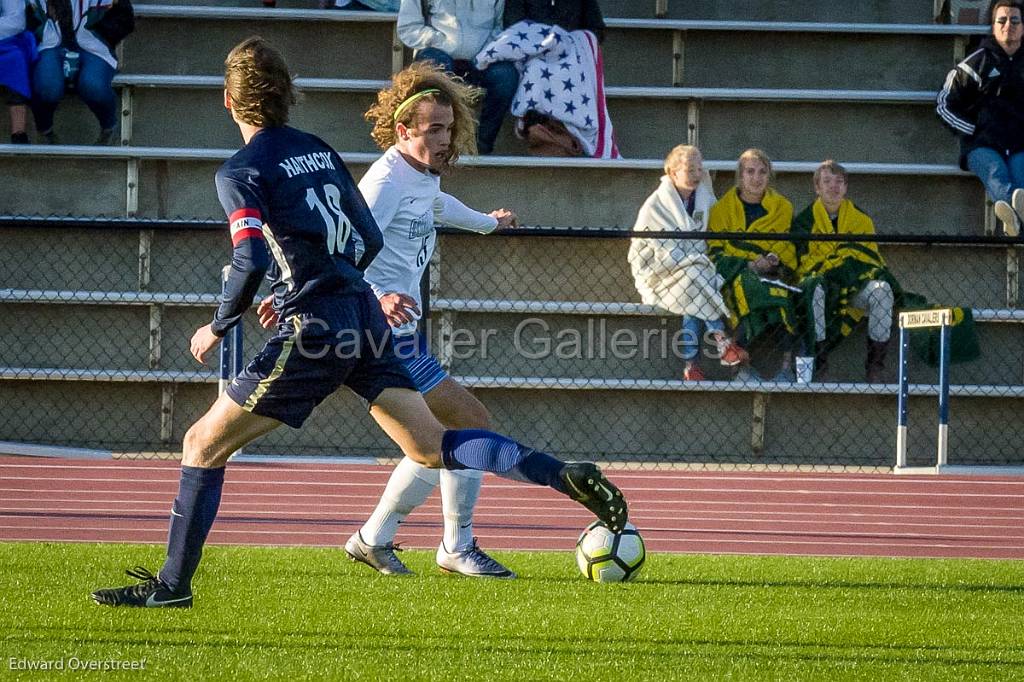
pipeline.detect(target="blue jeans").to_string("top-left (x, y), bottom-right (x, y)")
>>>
top-left (338, 0), bottom-right (399, 9)
top-left (414, 47), bottom-right (519, 154)
top-left (966, 147), bottom-right (1024, 205)
top-left (32, 47), bottom-right (117, 133)
top-left (681, 316), bottom-right (725, 361)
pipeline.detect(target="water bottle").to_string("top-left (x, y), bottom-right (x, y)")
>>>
top-left (392, 318), bottom-right (419, 337)
top-left (391, 305), bottom-right (421, 337)
top-left (62, 50), bottom-right (81, 84)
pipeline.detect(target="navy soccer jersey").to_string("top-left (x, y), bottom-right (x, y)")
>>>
top-left (211, 126), bottom-right (383, 335)
top-left (212, 126), bottom-right (415, 427)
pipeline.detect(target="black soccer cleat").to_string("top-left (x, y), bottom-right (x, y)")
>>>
top-left (559, 462), bottom-right (628, 532)
top-left (91, 566), bottom-right (193, 608)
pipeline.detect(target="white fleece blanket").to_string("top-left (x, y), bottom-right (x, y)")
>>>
top-left (628, 176), bottom-right (728, 318)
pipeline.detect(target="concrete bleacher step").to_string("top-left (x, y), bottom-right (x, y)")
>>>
top-left (422, 308), bottom-right (1021, 387)
top-left (0, 377), bottom-right (402, 458)
top-left (601, 0), bottom-right (936, 23)
top-left (123, 6), bottom-right (976, 90)
top-left (95, 74), bottom-right (956, 162)
top-left (125, 6), bottom-right (397, 80)
top-left (0, 147), bottom-right (982, 234)
top-left (0, 367), bottom-right (1019, 463)
top-left (3, 221), bottom-right (1015, 302)
top-left (133, 0), bottom-right (936, 24)
top-left (2, 282), bottom-right (1020, 384)
top-left (435, 236), bottom-right (1015, 305)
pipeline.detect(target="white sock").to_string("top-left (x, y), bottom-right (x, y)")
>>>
top-left (361, 457), bottom-right (438, 546)
top-left (439, 468), bottom-right (482, 553)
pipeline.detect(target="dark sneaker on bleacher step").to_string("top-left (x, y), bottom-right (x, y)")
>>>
top-left (559, 462), bottom-right (627, 532)
top-left (92, 566), bottom-right (192, 608)
top-left (344, 531), bottom-right (413, 576)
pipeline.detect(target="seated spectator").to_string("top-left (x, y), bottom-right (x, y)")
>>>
top-left (27, 0), bottom-right (132, 145)
top-left (398, 0), bottom-right (517, 154)
top-left (629, 145), bottom-right (747, 381)
top-left (1, 0), bottom-right (34, 144)
top-left (503, 0), bottom-right (605, 42)
top-left (475, 12), bottom-right (618, 158)
top-left (937, 0), bottom-right (1024, 235)
top-left (792, 161), bottom-right (897, 383)
top-left (708, 149), bottom-right (815, 382)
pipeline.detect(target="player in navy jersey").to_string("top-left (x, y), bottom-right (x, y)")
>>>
top-left (91, 37), bottom-right (627, 609)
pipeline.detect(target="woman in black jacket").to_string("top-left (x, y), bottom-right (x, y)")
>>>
top-left (937, 0), bottom-right (1024, 234)
top-left (504, 0), bottom-right (605, 42)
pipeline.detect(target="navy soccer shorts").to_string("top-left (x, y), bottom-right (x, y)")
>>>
top-left (226, 289), bottom-right (417, 427)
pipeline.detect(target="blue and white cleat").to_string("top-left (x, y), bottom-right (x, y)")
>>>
top-left (344, 531), bottom-right (413, 576)
top-left (436, 539), bottom-right (515, 579)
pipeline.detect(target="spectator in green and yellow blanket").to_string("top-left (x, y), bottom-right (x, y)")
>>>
top-left (791, 160), bottom-right (897, 383)
top-left (708, 148), bottom-right (813, 382)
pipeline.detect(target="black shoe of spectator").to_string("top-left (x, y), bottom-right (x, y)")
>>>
top-left (10, 132), bottom-right (29, 144)
top-left (263, 0), bottom-right (276, 6)
top-left (95, 128), bottom-right (116, 146)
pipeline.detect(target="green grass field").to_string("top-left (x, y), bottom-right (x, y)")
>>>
top-left (2, 542), bottom-right (1023, 680)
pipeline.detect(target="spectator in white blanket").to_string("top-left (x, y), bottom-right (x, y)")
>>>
top-left (629, 145), bottom-right (749, 381)
top-left (503, 0), bottom-right (605, 42)
top-left (398, 0), bottom-right (518, 154)
top-left (936, 0), bottom-right (1024, 235)
top-left (0, 0), bottom-right (33, 143)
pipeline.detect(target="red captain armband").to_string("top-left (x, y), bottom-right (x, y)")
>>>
top-left (229, 208), bottom-right (265, 246)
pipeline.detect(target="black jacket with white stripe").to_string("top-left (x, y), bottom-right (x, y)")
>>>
top-left (936, 37), bottom-right (1024, 168)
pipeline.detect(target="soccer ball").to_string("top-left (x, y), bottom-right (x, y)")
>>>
top-left (575, 521), bottom-right (645, 583)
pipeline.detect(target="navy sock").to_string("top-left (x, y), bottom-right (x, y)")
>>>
top-left (441, 429), bottom-right (567, 493)
top-left (158, 466), bottom-right (225, 593)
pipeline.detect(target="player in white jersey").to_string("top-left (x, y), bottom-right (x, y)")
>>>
top-left (351, 62), bottom-right (520, 578)
top-left (261, 62), bottom-right (518, 577)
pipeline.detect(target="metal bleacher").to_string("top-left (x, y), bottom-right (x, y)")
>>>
top-left (1, 1), bottom-right (1021, 466)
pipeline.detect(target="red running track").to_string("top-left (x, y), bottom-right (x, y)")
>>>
top-left (1, 456), bottom-right (1023, 560)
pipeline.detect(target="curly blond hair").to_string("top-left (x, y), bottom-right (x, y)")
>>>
top-left (365, 61), bottom-right (481, 172)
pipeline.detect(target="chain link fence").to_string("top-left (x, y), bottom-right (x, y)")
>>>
top-left (1, 217), bottom-right (1022, 470)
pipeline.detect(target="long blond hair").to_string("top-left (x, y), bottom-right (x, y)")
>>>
top-left (365, 61), bottom-right (481, 172)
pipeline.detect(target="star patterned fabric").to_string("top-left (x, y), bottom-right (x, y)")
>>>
top-left (475, 21), bottom-right (620, 158)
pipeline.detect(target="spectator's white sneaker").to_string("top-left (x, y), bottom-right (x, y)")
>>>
top-left (437, 539), bottom-right (515, 579)
top-left (1013, 189), bottom-right (1024, 233)
top-left (994, 200), bottom-right (1020, 237)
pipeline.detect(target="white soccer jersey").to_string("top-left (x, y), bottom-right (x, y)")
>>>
top-left (359, 147), bottom-right (499, 329)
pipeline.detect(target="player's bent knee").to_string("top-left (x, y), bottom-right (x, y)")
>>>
top-left (181, 422), bottom-right (232, 469)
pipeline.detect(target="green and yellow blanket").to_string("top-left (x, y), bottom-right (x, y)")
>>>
top-left (708, 188), bottom-right (798, 343)
top-left (792, 199), bottom-right (979, 365)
